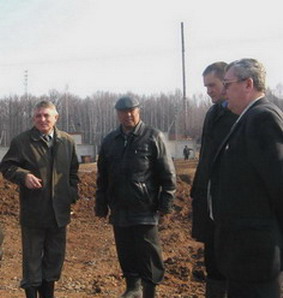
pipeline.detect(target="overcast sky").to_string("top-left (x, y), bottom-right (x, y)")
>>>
top-left (0, 0), bottom-right (282, 98)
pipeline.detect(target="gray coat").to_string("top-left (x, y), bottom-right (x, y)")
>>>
top-left (0, 127), bottom-right (79, 228)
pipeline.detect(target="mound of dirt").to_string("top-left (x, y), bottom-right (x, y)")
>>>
top-left (0, 159), bottom-right (205, 297)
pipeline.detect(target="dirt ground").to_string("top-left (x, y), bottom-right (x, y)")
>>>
top-left (0, 159), bottom-right (206, 298)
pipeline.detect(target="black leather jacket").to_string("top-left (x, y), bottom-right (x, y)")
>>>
top-left (95, 121), bottom-right (176, 220)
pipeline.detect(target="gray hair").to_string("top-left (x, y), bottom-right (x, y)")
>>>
top-left (34, 101), bottom-right (58, 115)
top-left (226, 58), bottom-right (266, 92)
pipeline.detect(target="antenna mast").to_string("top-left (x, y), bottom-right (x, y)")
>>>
top-left (181, 22), bottom-right (188, 136)
top-left (24, 70), bottom-right (28, 98)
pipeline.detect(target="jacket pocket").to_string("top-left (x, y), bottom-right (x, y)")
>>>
top-left (115, 180), bottom-right (155, 209)
top-left (138, 181), bottom-right (151, 204)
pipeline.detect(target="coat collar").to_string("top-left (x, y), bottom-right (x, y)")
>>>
top-left (131, 120), bottom-right (145, 136)
top-left (114, 121), bottom-right (145, 139)
top-left (30, 126), bottom-right (63, 143)
top-left (213, 96), bottom-right (267, 164)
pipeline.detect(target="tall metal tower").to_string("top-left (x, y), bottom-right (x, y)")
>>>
top-left (24, 70), bottom-right (28, 98)
top-left (65, 84), bottom-right (69, 132)
top-left (181, 22), bottom-right (186, 104)
top-left (181, 22), bottom-right (188, 136)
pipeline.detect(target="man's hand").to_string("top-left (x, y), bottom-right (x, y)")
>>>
top-left (25, 173), bottom-right (43, 189)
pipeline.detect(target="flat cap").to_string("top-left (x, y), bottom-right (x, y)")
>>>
top-left (115, 96), bottom-right (140, 110)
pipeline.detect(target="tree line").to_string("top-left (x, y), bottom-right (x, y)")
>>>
top-left (0, 88), bottom-right (281, 148)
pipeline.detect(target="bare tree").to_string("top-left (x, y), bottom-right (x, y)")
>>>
top-left (1, 88), bottom-right (281, 150)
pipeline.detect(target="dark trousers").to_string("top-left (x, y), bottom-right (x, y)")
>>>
top-left (113, 225), bottom-right (165, 284)
top-left (227, 273), bottom-right (282, 298)
top-left (20, 225), bottom-right (66, 289)
top-left (204, 220), bottom-right (226, 281)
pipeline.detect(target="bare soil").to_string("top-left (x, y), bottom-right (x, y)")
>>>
top-left (0, 159), bottom-right (205, 298)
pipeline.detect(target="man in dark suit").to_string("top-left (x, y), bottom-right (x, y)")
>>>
top-left (210, 58), bottom-right (283, 297)
top-left (191, 62), bottom-right (238, 297)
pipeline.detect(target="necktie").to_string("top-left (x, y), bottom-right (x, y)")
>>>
top-left (43, 135), bottom-right (53, 148)
top-left (44, 135), bottom-right (51, 142)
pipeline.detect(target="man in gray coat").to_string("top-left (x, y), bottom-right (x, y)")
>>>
top-left (95, 96), bottom-right (176, 298)
top-left (0, 101), bottom-right (79, 298)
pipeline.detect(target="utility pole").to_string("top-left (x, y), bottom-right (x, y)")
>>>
top-left (181, 22), bottom-right (188, 137)
top-left (65, 84), bottom-right (69, 132)
top-left (181, 22), bottom-right (186, 103)
top-left (24, 70), bottom-right (28, 98)
top-left (23, 70), bottom-right (30, 130)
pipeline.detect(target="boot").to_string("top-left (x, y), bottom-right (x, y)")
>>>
top-left (142, 281), bottom-right (156, 298)
top-left (24, 287), bottom-right (38, 298)
top-left (205, 278), bottom-right (227, 298)
top-left (120, 277), bottom-right (142, 298)
top-left (38, 280), bottom-right (55, 298)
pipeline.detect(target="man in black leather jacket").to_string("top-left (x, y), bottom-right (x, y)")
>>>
top-left (95, 96), bottom-right (176, 298)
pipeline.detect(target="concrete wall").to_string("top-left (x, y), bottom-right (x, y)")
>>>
top-left (77, 144), bottom-right (95, 162)
top-left (0, 132), bottom-right (195, 162)
top-left (166, 139), bottom-right (196, 159)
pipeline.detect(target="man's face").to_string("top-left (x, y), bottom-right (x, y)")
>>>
top-left (203, 72), bottom-right (225, 103)
top-left (117, 107), bottom-right (140, 131)
top-left (33, 107), bottom-right (58, 134)
top-left (223, 67), bottom-right (247, 115)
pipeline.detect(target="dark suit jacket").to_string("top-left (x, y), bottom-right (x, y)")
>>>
top-left (210, 97), bottom-right (283, 282)
top-left (191, 102), bottom-right (238, 241)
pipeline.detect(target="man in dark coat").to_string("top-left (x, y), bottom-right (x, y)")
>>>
top-left (95, 96), bottom-right (176, 298)
top-left (0, 101), bottom-right (79, 298)
top-left (190, 61), bottom-right (238, 297)
top-left (210, 58), bottom-right (283, 297)
top-left (183, 145), bottom-right (190, 160)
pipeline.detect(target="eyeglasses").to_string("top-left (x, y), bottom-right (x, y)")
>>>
top-left (223, 79), bottom-right (246, 90)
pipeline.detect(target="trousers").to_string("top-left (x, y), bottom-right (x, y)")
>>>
top-left (20, 225), bottom-right (66, 289)
top-left (113, 224), bottom-right (165, 284)
top-left (227, 273), bottom-right (282, 298)
top-left (204, 220), bottom-right (226, 281)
